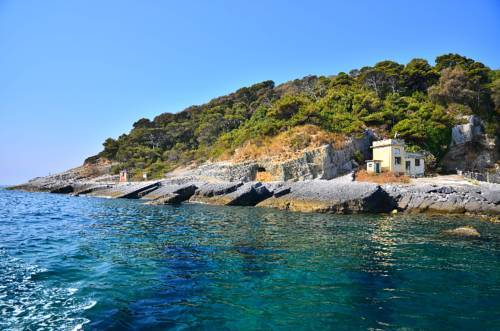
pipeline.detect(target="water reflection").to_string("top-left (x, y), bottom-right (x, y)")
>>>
top-left (346, 216), bottom-right (399, 328)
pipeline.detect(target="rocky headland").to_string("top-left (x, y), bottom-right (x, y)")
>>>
top-left (8, 162), bottom-right (499, 217)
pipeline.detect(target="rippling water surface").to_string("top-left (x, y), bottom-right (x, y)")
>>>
top-left (1, 188), bottom-right (500, 330)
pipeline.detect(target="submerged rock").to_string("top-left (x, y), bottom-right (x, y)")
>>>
top-left (443, 226), bottom-right (481, 238)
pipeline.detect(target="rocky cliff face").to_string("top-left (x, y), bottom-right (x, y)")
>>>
top-left (187, 131), bottom-right (374, 182)
top-left (442, 115), bottom-right (498, 172)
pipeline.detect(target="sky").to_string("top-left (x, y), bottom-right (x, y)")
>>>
top-left (0, 0), bottom-right (499, 185)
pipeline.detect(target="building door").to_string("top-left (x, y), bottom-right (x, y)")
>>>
top-left (375, 163), bottom-right (380, 173)
top-left (405, 160), bottom-right (411, 173)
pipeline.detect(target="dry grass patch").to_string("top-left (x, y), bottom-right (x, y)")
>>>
top-left (232, 125), bottom-right (346, 162)
top-left (255, 171), bottom-right (275, 182)
top-left (355, 169), bottom-right (410, 184)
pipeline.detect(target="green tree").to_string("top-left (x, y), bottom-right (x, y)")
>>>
top-left (100, 138), bottom-right (120, 159)
top-left (402, 58), bottom-right (438, 93)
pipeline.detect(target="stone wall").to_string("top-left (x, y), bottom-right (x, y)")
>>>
top-left (460, 170), bottom-right (500, 184)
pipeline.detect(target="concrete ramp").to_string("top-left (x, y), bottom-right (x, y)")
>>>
top-left (88, 181), bottom-right (161, 199)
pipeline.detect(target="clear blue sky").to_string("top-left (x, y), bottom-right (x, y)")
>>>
top-left (0, 0), bottom-right (499, 185)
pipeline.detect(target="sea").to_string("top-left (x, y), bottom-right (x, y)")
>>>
top-left (1, 188), bottom-right (499, 330)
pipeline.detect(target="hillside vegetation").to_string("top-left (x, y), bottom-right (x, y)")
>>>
top-left (86, 54), bottom-right (500, 180)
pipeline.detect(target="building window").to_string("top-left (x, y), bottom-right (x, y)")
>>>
top-left (415, 159), bottom-right (421, 166)
top-left (394, 148), bottom-right (400, 155)
top-left (395, 157), bottom-right (401, 165)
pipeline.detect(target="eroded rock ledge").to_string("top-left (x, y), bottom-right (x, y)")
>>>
top-left (8, 173), bottom-right (499, 216)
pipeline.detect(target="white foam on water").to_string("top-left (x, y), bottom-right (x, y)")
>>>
top-left (67, 288), bottom-right (78, 295)
top-left (0, 250), bottom-right (95, 331)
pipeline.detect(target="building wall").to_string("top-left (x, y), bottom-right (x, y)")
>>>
top-left (391, 145), bottom-right (405, 174)
top-left (406, 157), bottom-right (425, 176)
top-left (366, 161), bottom-right (381, 174)
top-left (373, 145), bottom-right (393, 172)
top-left (373, 143), bottom-right (405, 173)
top-left (371, 139), bottom-right (425, 176)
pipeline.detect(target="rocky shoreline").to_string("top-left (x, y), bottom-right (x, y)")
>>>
top-left (8, 172), bottom-right (499, 217)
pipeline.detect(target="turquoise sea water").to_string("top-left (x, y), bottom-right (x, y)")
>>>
top-left (1, 188), bottom-right (500, 330)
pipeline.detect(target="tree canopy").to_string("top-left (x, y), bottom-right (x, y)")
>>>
top-left (87, 54), bottom-right (499, 179)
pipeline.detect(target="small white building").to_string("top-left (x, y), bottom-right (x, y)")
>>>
top-left (366, 160), bottom-right (382, 174)
top-left (366, 139), bottom-right (424, 176)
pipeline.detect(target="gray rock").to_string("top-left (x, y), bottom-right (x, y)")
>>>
top-left (72, 184), bottom-right (112, 196)
top-left (8, 159), bottom-right (116, 193)
top-left (146, 193), bottom-right (185, 205)
top-left (223, 182), bottom-right (273, 206)
top-left (443, 115), bottom-right (498, 172)
top-left (141, 182), bottom-right (198, 200)
top-left (481, 186), bottom-right (500, 205)
top-left (382, 183), bottom-right (500, 215)
top-left (193, 182), bottom-right (243, 197)
top-left (88, 181), bottom-right (161, 199)
top-left (258, 180), bottom-right (396, 213)
top-left (450, 115), bottom-right (483, 146)
top-left (50, 184), bottom-right (74, 194)
top-left (273, 186), bottom-right (291, 198)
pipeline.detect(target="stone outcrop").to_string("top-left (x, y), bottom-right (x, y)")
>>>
top-left (258, 180), bottom-right (395, 213)
top-left (192, 182), bottom-right (243, 197)
top-left (143, 183), bottom-right (198, 205)
top-left (189, 182), bottom-right (271, 206)
top-left (442, 115), bottom-right (498, 172)
top-left (383, 183), bottom-right (500, 215)
top-left (158, 179), bottom-right (499, 215)
top-left (141, 182), bottom-right (197, 200)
